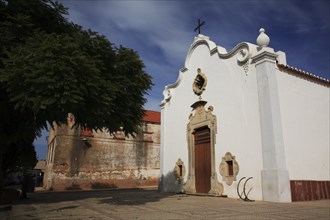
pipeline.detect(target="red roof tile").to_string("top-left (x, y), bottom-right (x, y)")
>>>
top-left (143, 110), bottom-right (160, 124)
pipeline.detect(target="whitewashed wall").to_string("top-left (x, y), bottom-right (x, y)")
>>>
top-left (277, 71), bottom-right (330, 180)
top-left (160, 34), bottom-right (329, 202)
top-left (160, 36), bottom-right (265, 200)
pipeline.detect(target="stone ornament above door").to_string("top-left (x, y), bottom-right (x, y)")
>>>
top-left (192, 68), bottom-right (207, 96)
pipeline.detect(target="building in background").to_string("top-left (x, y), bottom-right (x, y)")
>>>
top-left (44, 110), bottom-right (160, 191)
top-left (33, 160), bottom-right (46, 187)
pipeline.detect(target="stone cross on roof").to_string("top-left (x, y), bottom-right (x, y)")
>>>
top-left (194, 18), bottom-right (205, 35)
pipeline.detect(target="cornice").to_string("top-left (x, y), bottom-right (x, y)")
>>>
top-left (251, 48), bottom-right (278, 64)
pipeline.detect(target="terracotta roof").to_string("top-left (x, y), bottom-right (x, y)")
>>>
top-left (143, 110), bottom-right (160, 124)
top-left (277, 64), bottom-right (330, 85)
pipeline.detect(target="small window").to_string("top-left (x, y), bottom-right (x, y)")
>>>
top-left (226, 160), bottom-right (233, 176)
top-left (220, 152), bottom-right (239, 186)
top-left (178, 165), bottom-right (183, 177)
top-left (174, 159), bottom-right (185, 182)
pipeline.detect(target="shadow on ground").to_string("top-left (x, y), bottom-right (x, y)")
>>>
top-left (13, 188), bottom-right (178, 206)
top-left (13, 169), bottom-right (186, 217)
top-left (98, 189), bottom-right (183, 205)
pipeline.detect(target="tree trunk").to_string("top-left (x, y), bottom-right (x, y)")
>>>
top-left (0, 148), bottom-right (4, 191)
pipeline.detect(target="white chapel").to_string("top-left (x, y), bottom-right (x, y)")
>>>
top-left (159, 28), bottom-right (329, 202)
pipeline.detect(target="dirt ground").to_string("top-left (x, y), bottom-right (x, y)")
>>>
top-left (6, 188), bottom-right (330, 220)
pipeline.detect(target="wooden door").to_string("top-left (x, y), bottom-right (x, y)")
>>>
top-left (194, 127), bottom-right (211, 193)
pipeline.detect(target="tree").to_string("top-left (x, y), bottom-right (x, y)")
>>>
top-left (0, 0), bottom-right (153, 189)
top-left (0, 86), bottom-right (38, 186)
top-left (2, 142), bottom-right (37, 183)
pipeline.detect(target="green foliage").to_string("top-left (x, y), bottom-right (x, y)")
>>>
top-left (0, 0), bottom-right (152, 187)
top-left (0, 0), bottom-right (153, 134)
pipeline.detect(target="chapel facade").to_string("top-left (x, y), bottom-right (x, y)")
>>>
top-left (159, 29), bottom-right (330, 202)
top-left (44, 110), bottom-right (160, 191)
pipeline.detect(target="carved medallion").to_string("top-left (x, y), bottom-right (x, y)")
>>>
top-left (193, 68), bottom-right (207, 96)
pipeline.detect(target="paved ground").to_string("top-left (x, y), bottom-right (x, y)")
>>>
top-left (6, 188), bottom-right (330, 220)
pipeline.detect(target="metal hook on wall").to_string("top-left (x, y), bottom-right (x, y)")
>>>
top-left (237, 177), bottom-right (254, 202)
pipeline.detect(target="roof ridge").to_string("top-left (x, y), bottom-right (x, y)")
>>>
top-left (277, 64), bottom-right (329, 84)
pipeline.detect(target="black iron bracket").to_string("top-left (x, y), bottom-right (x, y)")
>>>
top-left (237, 177), bottom-right (254, 202)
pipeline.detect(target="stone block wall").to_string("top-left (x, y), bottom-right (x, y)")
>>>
top-left (44, 119), bottom-right (160, 191)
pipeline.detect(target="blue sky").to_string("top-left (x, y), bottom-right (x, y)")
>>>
top-left (34, 0), bottom-right (329, 160)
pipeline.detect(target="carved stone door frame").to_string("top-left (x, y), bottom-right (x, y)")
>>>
top-left (184, 100), bottom-right (223, 195)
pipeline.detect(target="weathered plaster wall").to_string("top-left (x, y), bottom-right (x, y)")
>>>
top-left (44, 122), bottom-right (160, 191)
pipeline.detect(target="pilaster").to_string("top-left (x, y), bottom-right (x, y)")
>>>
top-left (252, 48), bottom-right (291, 202)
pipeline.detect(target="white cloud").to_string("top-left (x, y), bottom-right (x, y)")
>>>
top-left (95, 1), bottom-right (192, 62)
top-left (35, 0), bottom-right (329, 158)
